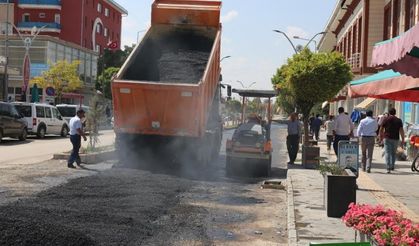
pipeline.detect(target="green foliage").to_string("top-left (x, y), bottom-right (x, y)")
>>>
top-left (97, 67), bottom-right (119, 99)
top-left (98, 44), bottom-right (135, 75)
top-left (318, 159), bottom-right (346, 176)
top-left (272, 48), bottom-right (352, 145)
top-left (31, 60), bottom-right (82, 104)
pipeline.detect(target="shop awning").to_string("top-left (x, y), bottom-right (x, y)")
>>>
top-left (371, 23), bottom-right (419, 77)
top-left (354, 97), bottom-right (376, 109)
top-left (348, 70), bottom-right (419, 102)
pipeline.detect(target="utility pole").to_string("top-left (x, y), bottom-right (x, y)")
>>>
top-left (2, 0), bottom-right (10, 101)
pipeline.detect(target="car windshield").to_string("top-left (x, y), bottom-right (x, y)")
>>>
top-left (14, 105), bottom-right (31, 117)
top-left (57, 107), bottom-right (76, 117)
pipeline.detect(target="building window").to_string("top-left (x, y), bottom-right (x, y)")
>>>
top-left (384, 3), bottom-right (392, 40)
top-left (86, 0), bottom-right (88, 5)
top-left (405, 0), bottom-right (417, 31)
top-left (55, 14), bottom-right (61, 24)
top-left (393, 0), bottom-right (401, 37)
top-left (104, 27), bottom-right (108, 37)
top-left (96, 24), bottom-right (101, 34)
top-left (22, 14), bottom-right (30, 22)
top-left (97, 3), bottom-right (102, 13)
top-left (105, 8), bottom-right (109, 17)
top-left (96, 44), bottom-right (100, 52)
top-left (84, 16), bottom-right (87, 27)
top-left (39, 13), bottom-right (46, 18)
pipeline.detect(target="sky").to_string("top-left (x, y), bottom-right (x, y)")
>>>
top-left (116, 0), bottom-right (337, 91)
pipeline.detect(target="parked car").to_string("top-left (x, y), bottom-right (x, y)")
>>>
top-left (0, 102), bottom-right (27, 143)
top-left (13, 102), bottom-right (69, 138)
top-left (56, 104), bottom-right (89, 123)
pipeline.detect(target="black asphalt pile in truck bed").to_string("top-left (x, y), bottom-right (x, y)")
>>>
top-left (0, 168), bottom-right (193, 246)
top-left (158, 50), bottom-right (209, 84)
top-left (123, 27), bottom-right (215, 84)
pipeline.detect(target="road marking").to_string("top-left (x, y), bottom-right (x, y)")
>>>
top-left (358, 171), bottom-right (419, 223)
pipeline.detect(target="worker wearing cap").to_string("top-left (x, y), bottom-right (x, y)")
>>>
top-left (68, 109), bottom-right (87, 168)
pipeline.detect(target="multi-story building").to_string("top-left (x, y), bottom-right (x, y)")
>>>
top-left (0, 0), bottom-right (127, 103)
top-left (319, 0), bottom-right (419, 124)
top-left (1, 0), bottom-right (127, 52)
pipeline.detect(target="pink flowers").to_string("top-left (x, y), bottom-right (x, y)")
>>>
top-left (342, 203), bottom-right (419, 246)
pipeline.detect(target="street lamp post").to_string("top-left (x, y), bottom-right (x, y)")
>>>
top-left (2, 0), bottom-right (10, 101)
top-left (236, 80), bottom-right (256, 123)
top-left (220, 55), bottom-right (231, 62)
top-left (303, 32), bottom-right (327, 52)
top-left (4, 22), bottom-right (47, 102)
top-left (294, 36), bottom-right (318, 52)
top-left (137, 30), bottom-right (146, 44)
top-left (273, 30), bottom-right (298, 54)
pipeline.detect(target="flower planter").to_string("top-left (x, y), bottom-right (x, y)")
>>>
top-left (324, 169), bottom-right (356, 218)
top-left (302, 145), bottom-right (320, 169)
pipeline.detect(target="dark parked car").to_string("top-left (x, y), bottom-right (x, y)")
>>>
top-left (0, 102), bottom-right (28, 143)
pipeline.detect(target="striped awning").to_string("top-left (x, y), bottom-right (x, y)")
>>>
top-left (355, 97), bottom-right (376, 109)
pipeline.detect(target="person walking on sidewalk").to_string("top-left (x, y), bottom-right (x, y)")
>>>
top-left (357, 110), bottom-right (378, 173)
top-left (379, 108), bottom-right (405, 174)
top-left (68, 109), bottom-right (87, 168)
top-left (333, 107), bottom-right (354, 156)
top-left (312, 114), bottom-right (322, 141)
top-left (324, 115), bottom-right (335, 151)
top-left (287, 112), bottom-right (301, 165)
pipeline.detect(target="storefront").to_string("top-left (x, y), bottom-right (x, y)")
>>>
top-left (0, 35), bottom-right (98, 104)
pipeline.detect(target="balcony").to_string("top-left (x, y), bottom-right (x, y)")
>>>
top-left (17, 22), bottom-right (61, 33)
top-left (18, 0), bottom-right (61, 10)
top-left (346, 53), bottom-right (361, 73)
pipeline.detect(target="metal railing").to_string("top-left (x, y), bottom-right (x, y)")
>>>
top-left (18, 0), bottom-right (61, 5)
top-left (346, 53), bottom-right (361, 69)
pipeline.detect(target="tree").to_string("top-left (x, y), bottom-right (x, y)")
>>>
top-left (272, 48), bottom-right (352, 145)
top-left (97, 67), bottom-right (119, 99)
top-left (98, 44), bottom-right (135, 75)
top-left (272, 64), bottom-right (297, 115)
top-left (31, 60), bottom-right (82, 104)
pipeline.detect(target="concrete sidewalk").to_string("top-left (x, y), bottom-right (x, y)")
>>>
top-left (287, 130), bottom-right (419, 245)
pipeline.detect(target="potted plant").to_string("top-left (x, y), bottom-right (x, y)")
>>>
top-left (319, 160), bottom-right (357, 218)
top-left (343, 203), bottom-right (419, 245)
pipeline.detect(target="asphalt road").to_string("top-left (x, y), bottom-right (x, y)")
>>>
top-left (0, 130), bottom-right (115, 166)
top-left (0, 124), bottom-right (288, 245)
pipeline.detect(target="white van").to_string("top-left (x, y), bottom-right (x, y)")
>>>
top-left (13, 103), bottom-right (69, 138)
top-left (56, 104), bottom-right (89, 123)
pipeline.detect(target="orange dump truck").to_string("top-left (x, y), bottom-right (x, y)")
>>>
top-left (112, 0), bottom-right (223, 164)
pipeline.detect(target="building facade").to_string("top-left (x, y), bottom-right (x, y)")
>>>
top-left (319, 0), bottom-right (419, 124)
top-left (1, 0), bottom-right (127, 52)
top-left (0, 35), bottom-right (98, 104)
top-left (0, 0), bottom-right (127, 103)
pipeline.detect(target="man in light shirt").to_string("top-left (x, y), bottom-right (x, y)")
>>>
top-left (68, 109), bottom-right (87, 168)
top-left (357, 110), bottom-right (378, 173)
top-left (333, 107), bottom-right (354, 156)
top-left (323, 115), bottom-right (335, 151)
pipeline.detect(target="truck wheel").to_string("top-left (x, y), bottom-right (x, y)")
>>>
top-left (19, 128), bottom-right (27, 141)
top-left (37, 125), bottom-right (46, 139)
top-left (0, 129), bottom-right (3, 143)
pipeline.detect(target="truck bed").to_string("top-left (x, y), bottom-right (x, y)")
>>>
top-left (122, 25), bottom-right (217, 84)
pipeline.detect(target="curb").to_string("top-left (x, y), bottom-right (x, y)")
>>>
top-left (53, 149), bottom-right (115, 164)
top-left (287, 174), bottom-right (298, 245)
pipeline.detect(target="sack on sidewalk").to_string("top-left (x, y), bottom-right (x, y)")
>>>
top-left (396, 147), bottom-right (407, 161)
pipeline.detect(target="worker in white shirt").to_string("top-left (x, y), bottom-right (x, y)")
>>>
top-left (333, 107), bottom-right (354, 156)
top-left (356, 110), bottom-right (378, 173)
top-left (68, 109), bottom-right (87, 168)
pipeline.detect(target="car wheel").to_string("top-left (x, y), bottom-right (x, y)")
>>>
top-left (37, 126), bottom-right (46, 139)
top-left (61, 125), bottom-right (69, 137)
top-left (19, 128), bottom-right (27, 141)
top-left (0, 129), bottom-right (3, 143)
